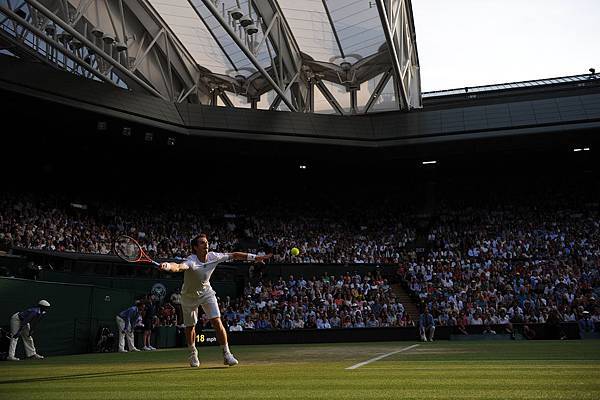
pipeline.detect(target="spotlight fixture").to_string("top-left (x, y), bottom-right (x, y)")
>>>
top-left (245, 23), bottom-right (258, 35)
top-left (102, 33), bottom-right (115, 45)
top-left (299, 165), bottom-right (307, 170)
top-left (122, 127), bottom-right (131, 137)
top-left (422, 160), bottom-right (437, 165)
top-left (57, 32), bottom-right (73, 43)
top-left (239, 15), bottom-right (253, 27)
top-left (115, 42), bottom-right (127, 52)
top-left (144, 132), bottom-right (153, 142)
top-left (167, 137), bottom-right (176, 146)
top-left (230, 7), bottom-right (243, 20)
top-left (91, 27), bottom-right (104, 38)
top-left (69, 39), bottom-right (83, 50)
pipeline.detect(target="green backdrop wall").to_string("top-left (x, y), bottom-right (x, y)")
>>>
top-left (0, 277), bottom-right (134, 356)
top-left (0, 274), bottom-right (237, 357)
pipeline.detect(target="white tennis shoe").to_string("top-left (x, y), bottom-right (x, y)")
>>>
top-left (189, 351), bottom-right (200, 367)
top-left (223, 352), bottom-right (238, 366)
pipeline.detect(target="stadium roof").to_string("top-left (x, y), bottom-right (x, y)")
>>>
top-left (147, 0), bottom-right (422, 112)
top-left (150, 0), bottom-right (389, 73)
top-left (0, 0), bottom-right (422, 114)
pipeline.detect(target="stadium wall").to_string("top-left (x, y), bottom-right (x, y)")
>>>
top-left (194, 323), bottom-right (582, 347)
top-left (0, 277), bottom-right (584, 357)
top-left (2, 56), bottom-right (600, 148)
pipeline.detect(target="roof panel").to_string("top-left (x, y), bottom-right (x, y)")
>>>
top-left (325, 0), bottom-right (385, 59)
top-left (148, 0), bottom-right (233, 75)
top-left (277, 0), bottom-right (340, 62)
top-left (151, 0), bottom-right (388, 75)
top-left (188, 0), bottom-right (277, 77)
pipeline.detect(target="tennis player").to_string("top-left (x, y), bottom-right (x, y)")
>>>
top-left (160, 233), bottom-right (271, 367)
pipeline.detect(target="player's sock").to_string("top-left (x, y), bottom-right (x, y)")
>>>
top-left (188, 344), bottom-right (197, 354)
top-left (221, 344), bottom-right (230, 355)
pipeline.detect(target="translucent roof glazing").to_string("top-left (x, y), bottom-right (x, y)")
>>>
top-left (151, 0), bottom-right (387, 76)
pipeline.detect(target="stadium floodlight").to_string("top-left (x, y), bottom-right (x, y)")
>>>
top-left (69, 39), bottom-right (83, 50)
top-left (102, 34), bottom-right (115, 45)
top-left (422, 160), bottom-right (437, 165)
top-left (90, 27), bottom-right (104, 38)
top-left (115, 42), bottom-right (127, 52)
top-left (299, 165), bottom-right (307, 169)
top-left (167, 137), bottom-right (176, 146)
top-left (239, 15), bottom-right (253, 27)
top-left (144, 132), bottom-right (153, 142)
top-left (573, 148), bottom-right (582, 152)
top-left (245, 23), bottom-right (258, 35)
top-left (583, 147), bottom-right (590, 151)
top-left (57, 32), bottom-right (73, 43)
top-left (230, 8), bottom-right (243, 20)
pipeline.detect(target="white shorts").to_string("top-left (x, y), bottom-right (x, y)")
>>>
top-left (181, 293), bottom-right (220, 326)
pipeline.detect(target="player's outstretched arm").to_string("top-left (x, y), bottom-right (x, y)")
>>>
top-left (160, 262), bottom-right (189, 272)
top-left (229, 252), bottom-right (273, 264)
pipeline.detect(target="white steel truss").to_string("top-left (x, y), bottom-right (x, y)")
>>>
top-left (0, 0), bottom-right (422, 112)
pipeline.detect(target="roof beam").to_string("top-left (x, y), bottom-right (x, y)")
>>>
top-left (374, 0), bottom-right (421, 110)
top-left (25, 0), bottom-right (168, 99)
top-left (320, 0), bottom-right (344, 59)
top-left (314, 80), bottom-right (344, 115)
top-left (196, 0), bottom-right (297, 112)
top-left (364, 68), bottom-right (393, 113)
top-left (375, 0), bottom-right (407, 109)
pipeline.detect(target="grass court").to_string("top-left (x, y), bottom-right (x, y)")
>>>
top-left (1, 340), bottom-right (599, 400)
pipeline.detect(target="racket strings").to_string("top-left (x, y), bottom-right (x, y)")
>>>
top-left (115, 237), bottom-right (142, 261)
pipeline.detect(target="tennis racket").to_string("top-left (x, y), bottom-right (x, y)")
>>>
top-left (113, 235), bottom-right (160, 267)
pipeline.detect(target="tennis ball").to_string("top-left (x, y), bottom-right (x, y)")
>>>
top-left (290, 247), bottom-right (300, 256)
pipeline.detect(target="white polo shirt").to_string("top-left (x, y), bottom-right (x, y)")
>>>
top-left (181, 252), bottom-right (231, 298)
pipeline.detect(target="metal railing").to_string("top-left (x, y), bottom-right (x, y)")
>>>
top-left (423, 72), bottom-right (599, 98)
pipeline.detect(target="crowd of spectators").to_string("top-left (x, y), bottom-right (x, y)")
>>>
top-left (197, 270), bottom-right (414, 331)
top-left (1, 188), bottom-right (599, 333)
top-left (0, 192), bottom-right (415, 264)
top-left (398, 204), bottom-right (600, 333)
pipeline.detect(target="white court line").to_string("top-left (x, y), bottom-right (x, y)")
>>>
top-left (345, 344), bottom-right (420, 370)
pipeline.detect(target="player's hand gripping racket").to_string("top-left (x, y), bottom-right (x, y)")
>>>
top-left (114, 235), bottom-right (160, 267)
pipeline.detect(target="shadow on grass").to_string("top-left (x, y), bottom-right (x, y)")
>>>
top-left (0, 366), bottom-right (192, 384)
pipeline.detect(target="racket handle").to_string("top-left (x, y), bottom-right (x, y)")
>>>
top-left (151, 260), bottom-right (160, 267)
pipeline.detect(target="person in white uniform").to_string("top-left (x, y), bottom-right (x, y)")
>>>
top-left (160, 233), bottom-right (271, 367)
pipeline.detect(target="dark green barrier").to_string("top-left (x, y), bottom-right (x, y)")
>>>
top-left (155, 325), bottom-right (179, 348)
top-left (39, 270), bottom-right (237, 300)
top-left (0, 277), bottom-right (135, 356)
